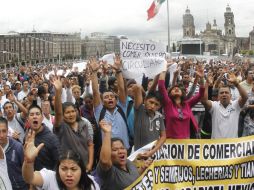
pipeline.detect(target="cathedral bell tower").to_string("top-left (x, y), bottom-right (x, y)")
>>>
top-left (183, 6), bottom-right (195, 38)
top-left (224, 4), bottom-right (235, 37)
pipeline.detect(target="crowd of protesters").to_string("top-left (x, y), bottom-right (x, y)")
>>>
top-left (0, 55), bottom-right (253, 190)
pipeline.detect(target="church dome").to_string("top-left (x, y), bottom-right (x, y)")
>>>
top-left (226, 4), bottom-right (231, 12)
top-left (185, 6), bottom-right (190, 14)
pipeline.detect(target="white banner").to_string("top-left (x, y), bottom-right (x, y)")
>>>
top-left (120, 40), bottom-right (167, 81)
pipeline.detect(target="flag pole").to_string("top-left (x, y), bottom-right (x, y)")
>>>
top-left (167, 0), bottom-right (170, 53)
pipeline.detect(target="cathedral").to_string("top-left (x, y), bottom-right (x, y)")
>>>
top-left (179, 5), bottom-right (254, 55)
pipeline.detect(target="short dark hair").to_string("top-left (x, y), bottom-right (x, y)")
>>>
top-left (102, 90), bottom-right (117, 99)
top-left (37, 85), bottom-right (46, 97)
top-left (62, 102), bottom-right (76, 113)
top-left (145, 91), bottom-right (163, 105)
top-left (218, 85), bottom-right (231, 93)
top-left (28, 104), bottom-right (42, 115)
top-left (84, 93), bottom-right (93, 100)
top-left (3, 101), bottom-right (14, 110)
top-left (245, 68), bottom-right (253, 78)
top-left (22, 80), bottom-right (29, 85)
top-left (0, 117), bottom-right (8, 129)
top-left (111, 137), bottom-right (125, 148)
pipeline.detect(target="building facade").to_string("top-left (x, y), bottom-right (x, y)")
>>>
top-left (0, 31), bottom-right (81, 68)
top-left (81, 32), bottom-right (127, 59)
top-left (250, 27), bottom-right (254, 50)
top-left (180, 5), bottom-right (253, 55)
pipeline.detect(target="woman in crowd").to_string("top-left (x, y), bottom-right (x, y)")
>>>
top-left (53, 77), bottom-right (94, 172)
top-left (158, 65), bottom-right (205, 139)
top-left (22, 130), bottom-right (99, 190)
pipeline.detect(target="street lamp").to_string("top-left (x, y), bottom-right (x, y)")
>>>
top-left (27, 35), bottom-right (61, 65)
top-left (0, 50), bottom-right (20, 66)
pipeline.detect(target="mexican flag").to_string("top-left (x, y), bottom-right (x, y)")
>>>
top-left (147, 0), bottom-right (166, 20)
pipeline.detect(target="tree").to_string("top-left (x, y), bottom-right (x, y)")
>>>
top-left (249, 50), bottom-right (254, 56)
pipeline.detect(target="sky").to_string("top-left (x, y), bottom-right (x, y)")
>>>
top-left (0, 0), bottom-right (253, 45)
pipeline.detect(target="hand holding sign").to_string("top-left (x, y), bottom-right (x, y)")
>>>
top-left (138, 150), bottom-right (153, 159)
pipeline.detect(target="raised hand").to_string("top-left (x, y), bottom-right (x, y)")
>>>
top-left (227, 73), bottom-right (238, 85)
top-left (24, 130), bottom-right (44, 162)
top-left (99, 120), bottom-right (112, 133)
top-left (53, 76), bottom-right (62, 92)
top-left (138, 150), bottom-right (152, 159)
top-left (88, 57), bottom-right (100, 73)
top-left (112, 54), bottom-right (122, 71)
top-left (206, 72), bottom-right (214, 86)
top-left (195, 65), bottom-right (205, 79)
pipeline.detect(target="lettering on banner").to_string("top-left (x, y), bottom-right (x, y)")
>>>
top-left (131, 169), bottom-right (153, 190)
top-left (181, 186), bottom-right (224, 190)
top-left (228, 183), bottom-right (254, 190)
top-left (126, 138), bottom-right (254, 189)
top-left (154, 165), bottom-right (195, 185)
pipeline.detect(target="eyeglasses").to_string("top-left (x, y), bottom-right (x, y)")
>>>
top-left (178, 108), bottom-right (184, 120)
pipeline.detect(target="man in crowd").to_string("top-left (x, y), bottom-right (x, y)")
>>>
top-left (202, 73), bottom-right (248, 138)
top-left (240, 68), bottom-right (254, 93)
top-left (0, 117), bottom-right (28, 190)
top-left (3, 92), bottom-right (28, 143)
top-left (131, 84), bottom-right (166, 157)
top-left (0, 145), bottom-right (13, 190)
top-left (90, 57), bottom-right (130, 150)
top-left (17, 80), bottom-right (30, 101)
top-left (26, 104), bottom-right (60, 170)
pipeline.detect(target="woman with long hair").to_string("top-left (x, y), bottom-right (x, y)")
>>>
top-left (158, 65), bottom-right (205, 139)
top-left (53, 77), bottom-right (94, 172)
top-left (22, 130), bottom-right (99, 190)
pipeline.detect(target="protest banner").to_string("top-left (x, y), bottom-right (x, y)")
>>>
top-left (120, 40), bottom-right (167, 82)
top-left (125, 136), bottom-right (254, 190)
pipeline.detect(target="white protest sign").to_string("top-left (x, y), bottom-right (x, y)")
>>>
top-left (167, 62), bottom-right (178, 85)
top-left (128, 141), bottom-right (156, 162)
top-left (122, 57), bottom-right (167, 80)
top-left (101, 53), bottom-right (115, 65)
top-left (120, 40), bottom-right (167, 80)
top-left (45, 69), bottom-right (71, 80)
top-left (72, 62), bottom-right (87, 72)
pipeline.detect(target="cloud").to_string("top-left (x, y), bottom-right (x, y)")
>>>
top-left (0, 0), bottom-right (252, 44)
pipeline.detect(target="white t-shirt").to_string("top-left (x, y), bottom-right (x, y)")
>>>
top-left (17, 90), bottom-right (29, 101)
top-left (7, 113), bottom-right (25, 143)
top-left (42, 115), bottom-right (54, 132)
top-left (0, 147), bottom-right (13, 190)
top-left (37, 168), bottom-right (100, 190)
top-left (210, 100), bottom-right (241, 138)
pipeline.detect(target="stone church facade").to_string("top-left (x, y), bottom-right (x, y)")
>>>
top-left (181, 5), bottom-right (254, 55)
